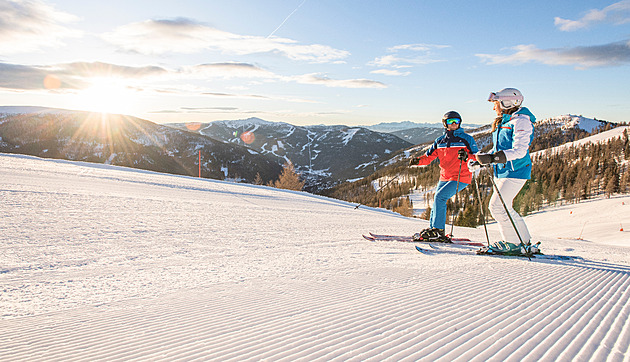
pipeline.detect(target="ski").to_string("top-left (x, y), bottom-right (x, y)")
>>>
top-left (370, 232), bottom-right (472, 242)
top-left (414, 244), bottom-right (449, 253)
top-left (414, 244), bottom-right (577, 261)
top-left (367, 232), bottom-right (485, 247)
top-left (415, 245), bottom-right (433, 254)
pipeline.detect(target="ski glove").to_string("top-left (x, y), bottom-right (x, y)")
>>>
top-left (409, 156), bottom-right (421, 166)
top-left (457, 149), bottom-right (468, 161)
top-left (476, 151), bottom-right (507, 165)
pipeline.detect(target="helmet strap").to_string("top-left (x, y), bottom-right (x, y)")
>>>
top-left (502, 106), bottom-right (519, 115)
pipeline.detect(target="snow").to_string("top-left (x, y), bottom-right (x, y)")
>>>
top-left (341, 128), bottom-right (360, 145)
top-left (1, 152), bottom-right (630, 361)
top-left (216, 117), bottom-right (272, 129)
top-left (354, 160), bottom-right (376, 170)
top-left (539, 114), bottom-right (607, 133)
top-left (409, 187), bottom-right (433, 217)
top-left (105, 153), bottom-right (117, 165)
top-left (533, 125), bottom-right (630, 157)
top-left (525, 196), bottom-right (630, 247)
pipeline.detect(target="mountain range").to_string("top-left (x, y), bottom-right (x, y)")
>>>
top-left (167, 118), bottom-right (413, 190)
top-left (0, 106), bottom-right (620, 193)
top-left (0, 108), bottom-right (282, 183)
top-left (0, 107), bottom-right (419, 190)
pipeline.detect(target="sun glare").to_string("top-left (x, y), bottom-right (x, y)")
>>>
top-left (75, 79), bottom-right (135, 115)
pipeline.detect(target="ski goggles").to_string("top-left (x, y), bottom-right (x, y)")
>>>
top-left (488, 92), bottom-right (521, 102)
top-left (445, 118), bottom-right (461, 125)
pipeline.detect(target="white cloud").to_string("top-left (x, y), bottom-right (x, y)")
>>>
top-left (555, 0), bottom-right (630, 31)
top-left (476, 40), bottom-right (630, 68)
top-left (0, 0), bottom-right (81, 54)
top-left (387, 44), bottom-right (450, 53)
top-left (368, 43), bottom-right (449, 72)
top-left (59, 62), bottom-right (168, 79)
top-left (370, 69), bottom-right (411, 76)
top-left (102, 18), bottom-right (350, 63)
top-left (0, 59), bottom-right (388, 94)
top-left (184, 63), bottom-right (386, 89)
top-left (294, 73), bottom-right (387, 88)
top-left (189, 63), bottom-right (278, 79)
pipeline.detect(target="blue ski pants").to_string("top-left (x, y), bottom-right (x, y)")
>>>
top-left (430, 180), bottom-right (469, 230)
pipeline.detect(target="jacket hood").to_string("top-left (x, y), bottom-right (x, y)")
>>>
top-left (515, 107), bottom-right (536, 123)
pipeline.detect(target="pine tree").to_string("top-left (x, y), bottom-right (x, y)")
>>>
top-left (253, 172), bottom-right (263, 185)
top-left (420, 206), bottom-right (431, 221)
top-left (271, 161), bottom-right (305, 191)
top-left (457, 203), bottom-right (479, 227)
top-left (393, 196), bottom-right (413, 217)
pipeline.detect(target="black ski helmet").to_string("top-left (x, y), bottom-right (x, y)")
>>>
top-left (442, 111), bottom-right (462, 128)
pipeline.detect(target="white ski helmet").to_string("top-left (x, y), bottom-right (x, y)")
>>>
top-left (488, 88), bottom-right (523, 110)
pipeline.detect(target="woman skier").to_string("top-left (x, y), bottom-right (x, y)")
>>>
top-left (476, 88), bottom-right (538, 255)
top-left (409, 111), bottom-right (479, 242)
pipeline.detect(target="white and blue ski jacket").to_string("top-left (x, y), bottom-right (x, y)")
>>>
top-left (491, 107), bottom-right (536, 179)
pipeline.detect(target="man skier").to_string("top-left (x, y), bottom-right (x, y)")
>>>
top-left (409, 111), bottom-right (479, 242)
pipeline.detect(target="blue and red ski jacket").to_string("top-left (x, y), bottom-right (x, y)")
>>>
top-left (414, 128), bottom-right (479, 183)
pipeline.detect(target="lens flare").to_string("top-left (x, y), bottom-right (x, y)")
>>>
top-left (240, 131), bottom-right (255, 144)
top-left (186, 122), bottom-right (202, 131)
top-left (44, 74), bottom-right (61, 89)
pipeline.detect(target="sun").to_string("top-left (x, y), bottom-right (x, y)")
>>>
top-left (75, 79), bottom-right (136, 115)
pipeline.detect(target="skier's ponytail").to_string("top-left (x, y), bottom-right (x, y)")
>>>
top-left (491, 107), bottom-right (519, 131)
top-left (491, 117), bottom-right (502, 132)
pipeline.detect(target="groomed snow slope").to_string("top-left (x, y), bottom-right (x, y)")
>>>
top-left (1, 153), bottom-right (630, 361)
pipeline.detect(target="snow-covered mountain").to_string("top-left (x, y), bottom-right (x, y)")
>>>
top-left (168, 117), bottom-right (412, 190)
top-left (0, 105), bottom-right (73, 115)
top-left (1, 152), bottom-right (629, 360)
top-left (0, 108), bottom-right (282, 183)
top-left (363, 121), bottom-right (485, 145)
top-left (533, 124), bottom-right (630, 157)
top-left (363, 120), bottom-right (485, 133)
top-left (388, 127), bottom-right (445, 145)
top-left (363, 120), bottom-right (441, 132)
top-left (538, 114), bottom-right (611, 132)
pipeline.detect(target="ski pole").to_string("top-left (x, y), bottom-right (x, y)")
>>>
top-left (485, 166), bottom-right (530, 259)
top-left (471, 172), bottom-right (490, 246)
top-left (449, 159), bottom-right (463, 237)
top-left (354, 174), bottom-right (400, 209)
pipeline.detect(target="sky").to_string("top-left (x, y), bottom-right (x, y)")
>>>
top-left (1, 0), bottom-right (630, 126)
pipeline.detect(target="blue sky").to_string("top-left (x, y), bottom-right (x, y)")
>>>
top-left (1, 0), bottom-right (629, 126)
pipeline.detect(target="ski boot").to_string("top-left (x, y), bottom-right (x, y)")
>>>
top-left (413, 228), bottom-right (452, 243)
top-left (477, 241), bottom-right (542, 256)
top-left (477, 241), bottom-right (522, 256)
